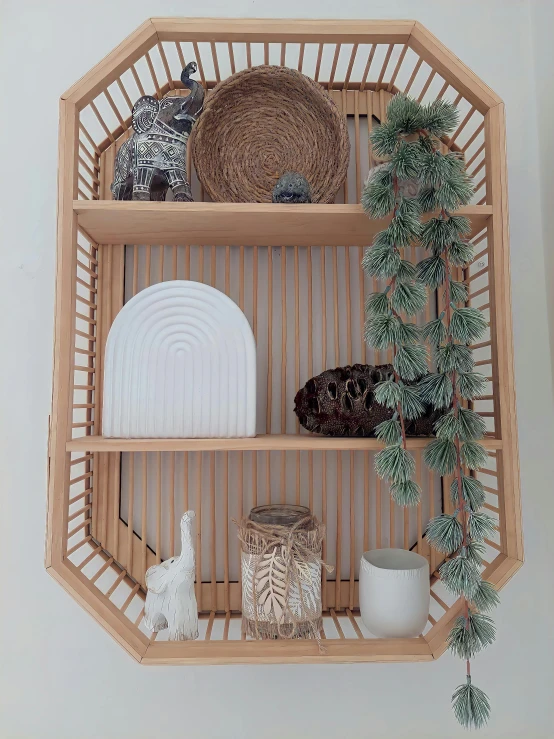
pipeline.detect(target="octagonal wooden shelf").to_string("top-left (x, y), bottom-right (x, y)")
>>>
top-left (48, 17), bottom-right (522, 664)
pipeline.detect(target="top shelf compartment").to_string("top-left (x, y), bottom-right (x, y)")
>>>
top-left (75, 201), bottom-right (491, 246)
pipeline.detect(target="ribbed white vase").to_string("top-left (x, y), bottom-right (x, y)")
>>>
top-left (359, 549), bottom-right (430, 638)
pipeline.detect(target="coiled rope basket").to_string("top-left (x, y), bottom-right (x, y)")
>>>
top-left (190, 65), bottom-right (350, 203)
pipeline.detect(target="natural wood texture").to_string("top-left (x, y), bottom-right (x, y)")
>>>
top-left (152, 18), bottom-right (416, 44)
top-left (66, 434), bottom-right (504, 453)
top-left (48, 18), bottom-right (521, 666)
top-left (73, 201), bottom-right (492, 247)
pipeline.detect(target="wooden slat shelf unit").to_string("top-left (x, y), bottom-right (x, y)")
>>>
top-left (74, 201), bottom-right (492, 246)
top-left (48, 17), bottom-right (522, 665)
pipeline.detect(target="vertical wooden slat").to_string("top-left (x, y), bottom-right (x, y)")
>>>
top-left (321, 452), bottom-right (328, 610)
top-left (126, 452), bottom-right (134, 574)
top-left (335, 452), bottom-right (343, 611)
top-left (314, 43), bottom-right (324, 82)
top-left (246, 42), bottom-right (252, 69)
top-left (141, 452), bottom-right (147, 586)
top-left (349, 452), bottom-right (355, 610)
top-left (228, 42), bottom-right (236, 74)
top-left (264, 42), bottom-right (269, 65)
top-left (192, 42), bottom-right (206, 87)
top-left (156, 451), bottom-right (162, 564)
top-left (388, 43), bottom-right (408, 91)
top-left (298, 43), bottom-right (305, 72)
top-left (145, 52), bottom-right (161, 97)
top-left (267, 246), bottom-right (273, 434)
top-left (210, 451), bottom-right (216, 610)
top-left (169, 451), bottom-right (175, 556)
top-left (417, 70), bottom-right (436, 102)
top-left (175, 41), bottom-right (186, 69)
top-left (376, 476), bottom-right (382, 549)
top-left (363, 452), bottom-right (370, 551)
top-left (280, 42), bottom-right (286, 66)
top-left (210, 42), bottom-right (221, 83)
top-left (360, 44), bottom-right (376, 91)
top-left (195, 452), bottom-right (202, 611)
top-left (344, 44), bottom-right (358, 87)
top-left (157, 41), bottom-right (174, 89)
top-left (223, 451), bottom-right (230, 612)
top-left (376, 43), bottom-right (394, 90)
top-left (320, 246), bottom-right (327, 371)
top-left (328, 44), bottom-right (341, 90)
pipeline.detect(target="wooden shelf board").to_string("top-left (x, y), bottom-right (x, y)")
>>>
top-left (67, 434), bottom-right (503, 453)
top-left (74, 201), bottom-right (492, 247)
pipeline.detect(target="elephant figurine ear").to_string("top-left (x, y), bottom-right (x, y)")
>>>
top-left (132, 95), bottom-right (159, 134)
top-left (145, 560), bottom-right (172, 594)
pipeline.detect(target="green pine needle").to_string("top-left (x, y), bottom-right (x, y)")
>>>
top-left (448, 214), bottom-right (471, 238)
top-left (452, 676), bottom-right (491, 730)
top-left (448, 610), bottom-right (496, 659)
top-left (374, 380), bottom-right (401, 409)
top-left (362, 242), bottom-right (401, 279)
top-left (450, 475), bottom-right (486, 511)
top-left (418, 255), bottom-right (447, 289)
top-left (420, 217), bottom-right (454, 252)
top-left (365, 291), bottom-right (390, 316)
top-left (450, 307), bottom-right (489, 344)
top-left (439, 550), bottom-right (481, 598)
top-left (421, 98), bottom-right (459, 137)
top-left (422, 316), bottom-right (447, 345)
top-left (395, 321), bottom-right (421, 345)
top-left (391, 281), bottom-right (428, 315)
top-left (390, 140), bottom-right (423, 180)
top-left (468, 511), bottom-right (497, 542)
top-left (394, 344), bottom-right (429, 381)
top-left (399, 383), bottom-right (426, 420)
top-left (458, 407), bottom-right (487, 440)
top-left (418, 186), bottom-right (441, 213)
top-left (375, 417), bottom-right (403, 445)
top-left (426, 513), bottom-right (463, 554)
top-left (435, 342), bottom-right (474, 373)
top-left (390, 479), bottom-right (422, 507)
top-left (386, 93), bottom-right (425, 132)
top-left (369, 121), bottom-right (401, 159)
top-left (434, 174), bottom-right (474, 212)
top-left (375, 444), bottom-right (416, 483)
top-left (434, 410), bottom-right (461, 441)
top-left (449, 280), bottom-right (469, 304)
top-left (449, 240), bottom-right (475, 267)
top-left (418, 372), bottom-right (453, 409)
top-left (471, 580), bottom-right (500, 613)
top-left (424, 438), bottom-right (458, 475)
top-left (461, 441), bottom-right (489, 470)
top-left (466, 540), bottom-right (486, 565)
top-left (364, 313), bottom-right (399, 350)
top-left (457, 371), bottom-right (488, 400)
top-left (396, 259), bottom-right (417, 282)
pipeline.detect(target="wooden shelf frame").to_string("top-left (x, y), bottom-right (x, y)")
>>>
top-left (74, 201), bottom-right (492, 247)
top-left (47, 18), bottom-right (522, 666)
top-left (66, 434), bottom-right (504, 453)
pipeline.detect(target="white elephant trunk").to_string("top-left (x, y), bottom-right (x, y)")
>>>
top-left (144, 511), bottom-right (198, 640)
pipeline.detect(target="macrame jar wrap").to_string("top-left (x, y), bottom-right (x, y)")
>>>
top-left (190, 65), bottom-right (350, 203)
top-left (237, 506), bottom-right (332, 644)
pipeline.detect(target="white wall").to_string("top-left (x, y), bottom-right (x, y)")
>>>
top-left (1, 1), bottom-right (554, 736)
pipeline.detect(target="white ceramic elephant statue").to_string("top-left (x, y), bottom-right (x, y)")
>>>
top-left (144, 511), bottom-right (198, 640)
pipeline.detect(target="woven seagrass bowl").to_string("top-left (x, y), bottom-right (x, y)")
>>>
top-left (190, 65), bottom-right (350, 203)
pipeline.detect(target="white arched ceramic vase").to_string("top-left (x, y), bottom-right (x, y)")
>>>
top-left (359, 549), bottom-right (430, 638)
top-left (102, 280), bottom-right (256, 438)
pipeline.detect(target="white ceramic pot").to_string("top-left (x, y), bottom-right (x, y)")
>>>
top-left (359, 549), bottom-right (430, 638)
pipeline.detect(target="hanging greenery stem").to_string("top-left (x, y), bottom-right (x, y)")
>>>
top-left (362, 93), bottom-right (464, 508)
top-left (421, 195), bottom-right (499, 728)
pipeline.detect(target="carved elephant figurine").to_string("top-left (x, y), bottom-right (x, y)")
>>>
top-left (144, 511), bottom-right (198, 640)
top-left (111, 62), bottom-right (204, 202)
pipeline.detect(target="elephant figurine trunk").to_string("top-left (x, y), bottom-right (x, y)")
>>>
top-left (144, 511), bottom-right (198, 640)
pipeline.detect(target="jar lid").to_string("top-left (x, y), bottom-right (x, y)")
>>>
top-left (249, 504), bottom-right (311, 528)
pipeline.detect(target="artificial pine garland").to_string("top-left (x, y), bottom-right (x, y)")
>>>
top-left (362, 94), bottom-right (499, 729)
top-left (417, 129), bottom-right (499, 729)
top-left (361, 94), bottom-right (461, 507)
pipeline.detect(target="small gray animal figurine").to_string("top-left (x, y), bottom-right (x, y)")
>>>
top-left (111, 62), bottom-right (204, 202)
top-left (272, 172), bottom-right (312, 203)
